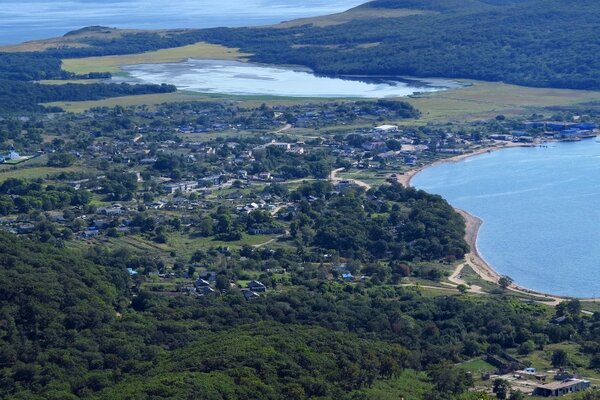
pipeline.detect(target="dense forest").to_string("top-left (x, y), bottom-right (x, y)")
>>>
top-left (194, 0), bottom-right (600, 89)
top-left (1, 182), bottom-right (599, 399)
top-left (0, 227), bottom-right (598, 399)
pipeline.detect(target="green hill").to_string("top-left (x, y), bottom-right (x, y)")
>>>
top-left (194, 0), bottom-right (600, 90)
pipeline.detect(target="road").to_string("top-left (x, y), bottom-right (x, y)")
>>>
top-left (329, 168), bottom-right (372, 190)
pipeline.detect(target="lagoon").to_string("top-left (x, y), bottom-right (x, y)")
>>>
top-left (411, 139), bottom-right (600, 297)
top-left (120, 59), bottom-right (460, 98)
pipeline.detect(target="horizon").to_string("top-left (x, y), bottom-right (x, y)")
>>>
top-left (0, 0), bottom-right (366, 46)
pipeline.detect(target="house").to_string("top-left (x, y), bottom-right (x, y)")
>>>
top-left (197, 286), bottom-right (216, 296)
top-left (198, 271), bottom-right (217, 283)
top-left (373, 124), bottom-right (399, 133)
top-left (80, 229), bottom-right (100, 239)
top-left (199, 175), bottom-right (223, 186)
top-left (258, 172), bottom-right (272, 181)
top-left (247, 280), bottom-right (267, 292)
top-left (362, 141), bottom-right (387, 152)
top-left (242, 289), bottom-right (261, 301)
top-left (342, 273), bottom-right (354, 281)
top-left (249, 227), bottom-right (285, 235)
top-left (268, 142), bottom-right (292, 150)
top-left (0, 150), bottom-right (21, 163)
top-left (534, 379), bottom-right (590, 397)
top-left (16, 223), bottom-right (35, 234)
top-left (195, 278), bottom-right (211, 288)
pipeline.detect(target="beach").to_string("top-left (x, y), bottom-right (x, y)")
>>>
top-left (400, 141), bottom-right (595, 303)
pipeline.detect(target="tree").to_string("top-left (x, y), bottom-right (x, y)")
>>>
top-left (493, 379), bottom-right (510, 400)
top-left (457, 284), bottom-right (468, 294)
top-left (215, 274), bottom-right (230, 291)
top-left (508, 390), bottom-right (524, 400)
top-left (518, 340), bottom-right (534, 355)
top-left (551, 349), bottom-right (569, 368)
top-left (498, 275), bottom-right (513, 290)
top-left (47, 152), bottom-right (75, 167)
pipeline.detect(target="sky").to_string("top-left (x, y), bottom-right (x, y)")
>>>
top-left (0, 0), bottom-right (367, 45)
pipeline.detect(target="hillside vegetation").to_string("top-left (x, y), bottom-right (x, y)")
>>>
top-left (196, 0), bottom-right (600, 90)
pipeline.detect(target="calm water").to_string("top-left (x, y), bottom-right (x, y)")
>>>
top-left (120, 59), bottom-right (461, 98)
top-left (412, 139), bottom-right (600, 297)
top-left (0, 0), bottom-right (365, 45)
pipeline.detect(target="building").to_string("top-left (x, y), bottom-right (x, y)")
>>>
top-left (247, 280), bottom-right (267, 292)
top-left (373, 124), bottom-right (399, 133)
top-left (534, 379), bottom-right (590, 397)
top-left (163, 181), bottom-right (199, 194)
top-left (0, 150), bottom-right (21, 163)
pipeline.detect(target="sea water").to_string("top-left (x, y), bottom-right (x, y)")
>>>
top-left (412, 139), bottom-right (600, 297)
top-left (0, 0), bottom-right (366, 45)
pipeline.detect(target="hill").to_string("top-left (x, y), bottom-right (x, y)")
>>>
top-left (194, 0), bottom-right (600, 90)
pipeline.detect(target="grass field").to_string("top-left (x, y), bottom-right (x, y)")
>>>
top-left (357, 370), bottom-right (433, 399)
top-left (0, 166), bottom-right (82, 182)
top-left (37, 79), bottom-right (104, 85)
top-left (275, 8), bottom-right (431, 28)
top-left (44, 91), bottom-right (359, 113)
top-left (516, 342), bottom-right (600, 382)
top-left (337, 169), bottom-right (394, 187)
top-left (61, 42), bottom-right (251, 75)
top-left (109, 232), bottom-right (285, 260)
top-left (405, 80), bottom-right (600, 122)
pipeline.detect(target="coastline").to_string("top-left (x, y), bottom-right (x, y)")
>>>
top-left (399, 142), bottom-right (590, 304)
top-left (396, 142), bottom-right (525, 188)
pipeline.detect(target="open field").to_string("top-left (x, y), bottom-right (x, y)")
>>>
top-left (337, 169), bottom-right (394, 187)
top-left (37, 79), bottom-right (104, 85)
top-left (61, 42), bottom-right (251, 75)
top-left (0, 27), bottom-right (149, 52)
top-left (44, 91), bottom-right (362, 113)
top-left (514, 342), bottom-right (600, 382)
top-left (358, 370), bottom-right (433, 399)
top-left (0, 166), bottom-right (82, 182)
top-left (107, 232), bottom-right (286, 261)
top-left (275, 8), bottom-right (432, 28)
top-left (405, 80), bottom-right (600, 122)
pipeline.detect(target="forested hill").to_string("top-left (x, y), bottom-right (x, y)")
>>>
top-left (194, 0), bottom-right (600, 90)
top-left (360, 0), bottom-right (530, 11)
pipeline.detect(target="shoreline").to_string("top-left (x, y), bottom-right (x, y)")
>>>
top-left (396, 141), bottom-right (525, 188)
top-left (400, 142), bottom-right (600, 303)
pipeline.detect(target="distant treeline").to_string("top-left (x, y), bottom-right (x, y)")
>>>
top-left (0, 79), bottom-right (176, 113)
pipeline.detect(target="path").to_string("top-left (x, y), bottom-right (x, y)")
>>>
top-left (445, 263), bottom-right (486, 295)
top-left (274, 123), bottom-right (292, 133)
top-left (330, 167), bottom-right (372, 190)
top-left (253, 232), bottom-right (287, 248)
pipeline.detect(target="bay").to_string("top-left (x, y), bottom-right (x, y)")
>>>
top-left (0, 0), bottom-right (366, 46)
top-left (119, 59), bottom-right (461, 98)
top-left (411, 139), bottom-right (600, 297)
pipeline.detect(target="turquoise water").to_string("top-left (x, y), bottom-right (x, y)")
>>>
top-left (411, 139), bottom-right (600, 297)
